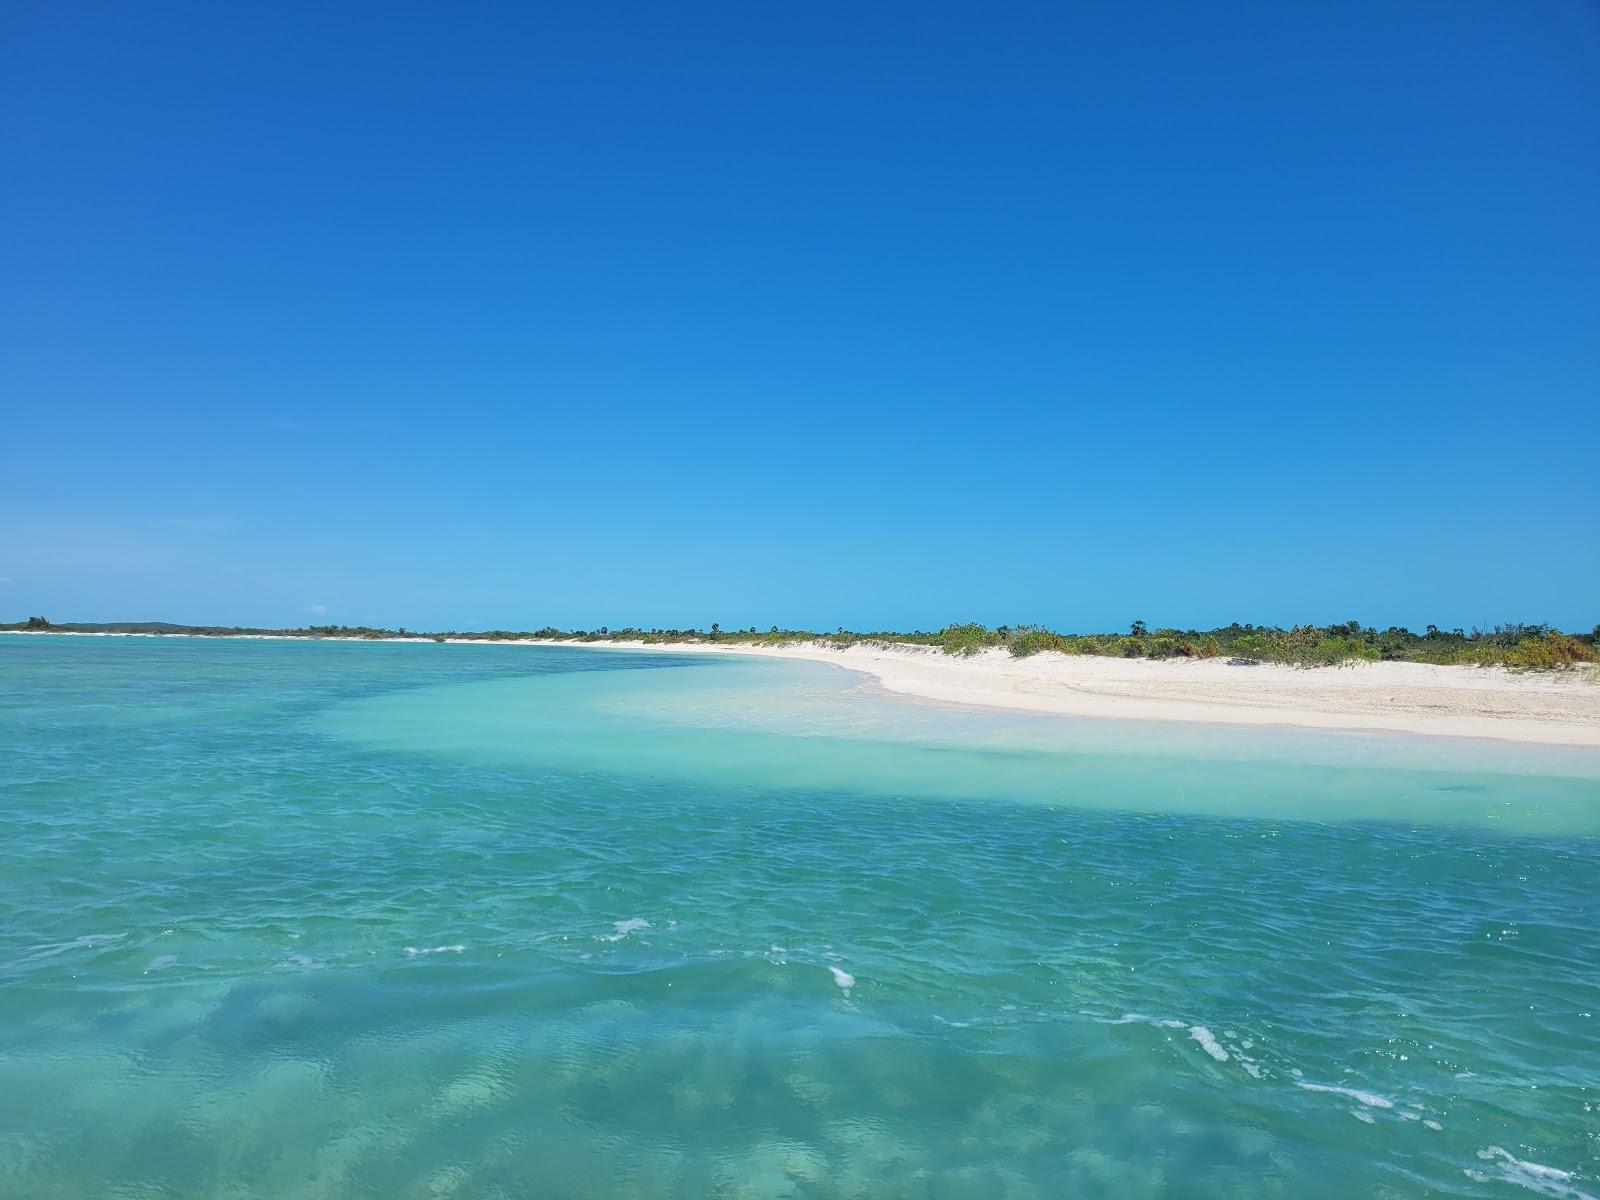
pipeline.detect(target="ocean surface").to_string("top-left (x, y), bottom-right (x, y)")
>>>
top-left (2, 635), bottom-right (1598, 1199)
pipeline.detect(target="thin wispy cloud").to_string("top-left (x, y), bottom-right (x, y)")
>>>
top-left (307, 604), bottom-right (330, 616)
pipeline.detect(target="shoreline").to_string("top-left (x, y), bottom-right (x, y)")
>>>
top-left (555, 638), bottom-right (1600, 748)
top-left (7, 629), bottom-right (1600, 747)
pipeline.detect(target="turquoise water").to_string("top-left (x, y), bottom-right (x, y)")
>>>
top-left (2, 636), bottom-right (1598, 1198)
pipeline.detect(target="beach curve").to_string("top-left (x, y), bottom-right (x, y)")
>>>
top-left (554, 638), bottom-right (1600, 747)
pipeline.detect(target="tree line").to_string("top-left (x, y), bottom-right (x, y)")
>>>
top-left (5, 615), bottom-right (1597, 668)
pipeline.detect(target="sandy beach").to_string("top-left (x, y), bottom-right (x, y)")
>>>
top-left (7, 630), bottom-right (1599, 745)
top-left (559, 638), bottom-right (1600, 747)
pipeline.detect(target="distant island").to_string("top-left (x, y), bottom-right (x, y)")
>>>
top-left (5, 615), bottom-right (1595, 670)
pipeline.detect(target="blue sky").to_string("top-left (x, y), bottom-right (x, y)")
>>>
top-left (3, 2), bottom-right (1596, 632)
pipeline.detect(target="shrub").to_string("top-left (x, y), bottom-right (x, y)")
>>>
top-left (1495, 633), bottom-right (1596, 670)
top-left (1302, 636), bottom-right (1380, 666)
top-left (1007, 626), bottom-right (1065, 658)
top-left (1229, 633), bottom-right (1279, 663)
top-left (936, 623), bottom-right (1000, 656)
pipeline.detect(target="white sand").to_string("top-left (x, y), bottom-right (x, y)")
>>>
top-left (7, 630), bottom-right (1598, 745)
top-left (555, 639), bottom-right (1600, 747)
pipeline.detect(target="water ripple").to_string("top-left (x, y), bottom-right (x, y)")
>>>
top-left (2, 635), bottom-right (1597, 1197)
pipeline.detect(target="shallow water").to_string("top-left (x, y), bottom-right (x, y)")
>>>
top-left (2, 635), bottom-right (1597, 1198)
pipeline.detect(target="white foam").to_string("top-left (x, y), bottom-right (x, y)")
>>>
top-left (404, 944), bottom-right (465, 956)
top-left (829, 966), bottom-right (855, 993)
top-left (1296, 1081), bottom-right (1393, 1109)
top-left (1107, 1014), bottom-right (1259, 1073)
top-left (1423, 1119), bottom-right (1443, 1132)
top-left (1466, 1147), bottom-right (1595, 1200)
top-left (1108, 1013), bottom-right (1182, 1028)
top-left (599, 918), bottom-right (651, 942)
top-left (1189, 1026), bottom-right (1229, 1062)
top-left (1351, 1108), bottom-right (1375, 1124)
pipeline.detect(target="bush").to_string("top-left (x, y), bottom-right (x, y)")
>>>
top-left (1229, 633), bottom-right (1278, 663)
top-left (1007, 626), bottom-right (1065, 658)
top-left (1302, 636), bottom-right (1380, 666)
top-left (1493, 633), bottom-right (1596, 670)
top-left (1146, 636), bottom-right (1179, 659)
top-left (936, 623), bottom-right (1000, 656)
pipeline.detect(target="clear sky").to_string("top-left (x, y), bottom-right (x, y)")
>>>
top-left (3, 2), bottom-right (1596, 633)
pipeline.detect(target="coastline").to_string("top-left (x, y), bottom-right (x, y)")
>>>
top-left (554, 638), bottom-right (1600, 747)
top-left (8, 629), bottom-right (1599, 746)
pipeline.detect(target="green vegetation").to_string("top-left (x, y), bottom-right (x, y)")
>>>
top-left (4, 616), bottom-right (1596, 670)
top-left (987, 620), bottom-right (1598, 669)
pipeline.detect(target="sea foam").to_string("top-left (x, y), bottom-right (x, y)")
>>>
top-left (1466, 1147), bottom-right (1595, 1200)
top-left (1189, 1026), bottom-right (1229, 1062)
top-left (1295, 1081), bottom-right (1393, 1109)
